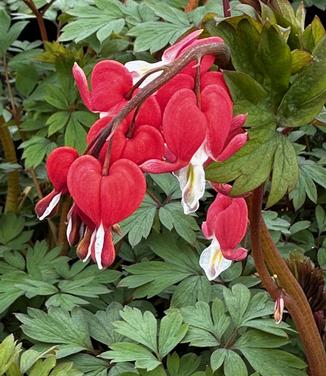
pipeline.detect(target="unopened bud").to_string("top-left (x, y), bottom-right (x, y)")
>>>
top-left (274, 295), bottom-right (285, 324)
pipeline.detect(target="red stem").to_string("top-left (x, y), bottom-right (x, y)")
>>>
top-left (249, 187), bottom-right (326, 376)
top-left (223, 0), bottom-right (231, 17)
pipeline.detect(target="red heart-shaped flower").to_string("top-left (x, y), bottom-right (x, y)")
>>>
top-left (67, 156), bottom-right (146, 228)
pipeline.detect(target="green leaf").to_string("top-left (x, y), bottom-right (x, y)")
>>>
top-left (159, 202), bottom-right (199, 244)
top-left (119, 234), bottom-right (199, 298)
top-left (223, 284), bottom-right (251, 327)
top-left (28, 356), bottom-right (56, 376)
top-left (316, 205), bottom-right (326, 233)
top-left (181, 299), bottom-right (230, 347)
top-left (223, 350), bottom-right (248, 376)
top-left (20, 137), bottom-right (56, 168)
top-left (0, 214), bottom-right (25, 244)
top-left (119, 261), bottom-right (192, 298)
top-left (101, 342), bottom-right (161, 371)
top-left (223, 71), bottom-right (274, 128)
top-left (144, 0), bottom-right (189, 25)
top-left (290, 50), bottom-right (312, 74)
top-left (240, 348), bottom-right (306, 376)
top-left (277, 36), bottom-right (326, 127)
top-left (0, 10), bottom-right (28, 54)
top-left (128, 22), bottom-right (191, 53)
top-left (166, 352), bottom-right (201, 376)
top-left (211, 349), bottom-right (227, 372)
top-left (16, 307), bottom-right (93, 357)
top-left (45, 86), bottom-right (69, 110)
top-left (64, 114), bottom-right (87, 153)
top-left (171, 276), bottom-right (212, 308)
top-left (117, 195), bottom-right (157, 247)
top-left (211, 18), bottom-right (262, 81)
top-left (114, 306), bottom-right (158, 352)
top-left (47, 112), bottom-right (70, 136)
top-left (267, 135), bottom-right (299, 207)
top-left (303, 16), bottom-right (325, 52)
top-left (242, 319), bottom-right (291, 337)
top-left (256, 24), bottom-right (291, 103)
top-left (20, 347), bottom-right (57, 374)
top-left (158, 311), bottom-right (188, 358)
top-left (0, 335), bottom-right (21, 375)
top-left (67, 354), bottom-right (109, 376)
top-left (234, 330), bottom-right (289, 349)
top-left (59, 1), bottom-right (125, 43)
top-left (83, 303), bottom-right (124, 346)
top-left (206, 129), bottom-right (277, 195)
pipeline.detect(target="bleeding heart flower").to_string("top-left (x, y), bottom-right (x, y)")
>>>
top-left (125, 30), bottom-right (223, 86)
top-left (200, 191), bottom-right (248, 280)
top-left (35, 146), bottom-right (78, 220)
top-left (201, 84), bottom-right (233, 160)
top-left (87, 116), bottom-right (165, 166)
top-left (73, 60), bottom-right (133, 114)
top-left (200, 71), bottom-right (230, 94)
top-left (67, 156), bottom-right (146, 268)
top-left (156, 74), bottom-right (194, 111)
top-left (141, 88), bottom-right (207, 214)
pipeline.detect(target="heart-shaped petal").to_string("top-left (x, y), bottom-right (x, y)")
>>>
top-left (201, 85), bottom-right (233, 160)
top-left (163, 88), bottom-right (207, 164)
top-left (73, 61), bottom-right (133, 113)
top-left (67, 155), bottom-right (102, 226)
top-left (156, 74), bottom-right (194, 111)
top-left (132, 91), bottom-right (162, 129)
top-left (67, 156), bottom-right (146, 228)
top-left (100, 159), bottom-right (146, 227)
top-left (46, 146), bottom-right (79, 192)
top-left (200, 71), bottom-right (229, 94)
top-left (110, 125), bottom-right (165, 165)
top-left (90, 60), bottom-right (133, 112)
top-left (213, 198), bottom-right (248, 252)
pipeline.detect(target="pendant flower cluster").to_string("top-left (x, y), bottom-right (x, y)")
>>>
top-left (35, 31), bottom-right (249, 277)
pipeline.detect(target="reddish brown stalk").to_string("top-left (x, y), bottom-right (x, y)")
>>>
top-left (185, 0), bottom-right (200, 12)
top-left (0, 117), bottom-right (20, 213)
top-left (260, 220), bottom-right (326, 375)
top-left (23, 0), bottom-right (48, 42)
top-left (223, 0), bottom-right (231, 17)
top-left (88, 42), bottom-right (230, 157)
top-left (247, 187), bottom-right (279, 299)
top-left (249, 186), bottom-right (326, 375)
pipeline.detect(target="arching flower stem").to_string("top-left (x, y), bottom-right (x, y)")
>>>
top-left (249, 185), bottom-right (326, 376)
top-left (87, 42), bottom-right (230, 159)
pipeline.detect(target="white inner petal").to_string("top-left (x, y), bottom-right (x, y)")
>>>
top-left (38, 192), bottom-right (62, 221)
top-left (94, 223), bottom-right (105, 270)
top-left (199, 238), bottom-right (232, 280)
top-left (125, 60), bottom-right (165, 87)
top-left (83, 230), bottom-right (95, 263)
top-left (66, 214), bottom-right (73, 245)
top-left (174, 144), bottom-right (208, 215)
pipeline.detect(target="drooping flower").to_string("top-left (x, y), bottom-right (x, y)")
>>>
top-left (67, 156), bottom-right (146, 269)
top-left (73, 60), bottom-right (133, 114)
top-left (86, 114), bottom-right (165, 167)
top-left (35, 147), bottom-right (78, 220)
top-left (141, 88), bottom-right (207, 213)
top-left (200, 191), bottom-right (248, 280)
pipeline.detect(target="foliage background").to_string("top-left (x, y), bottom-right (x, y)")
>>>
top-left (0, 0), bottom-right (325, 375)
